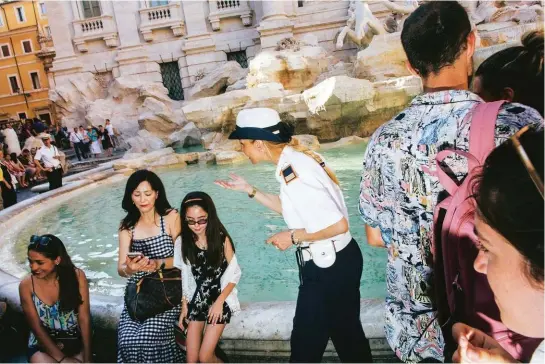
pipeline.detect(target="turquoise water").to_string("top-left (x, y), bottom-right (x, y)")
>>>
top-left (14, 143), bottom-right (387, 302)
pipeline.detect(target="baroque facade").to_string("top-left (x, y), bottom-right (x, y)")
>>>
top-left (47, 0), bottom-right (392, 100)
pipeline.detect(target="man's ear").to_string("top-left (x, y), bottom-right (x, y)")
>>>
top-left (501, 87), bottom-right (515, 102)
top-left (405, 60), bottom-right (419, 76)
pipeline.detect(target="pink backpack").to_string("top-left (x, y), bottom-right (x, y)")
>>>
top-left (430, 101), bottom-right (541, 361)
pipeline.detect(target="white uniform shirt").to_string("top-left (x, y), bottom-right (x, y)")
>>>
top-left (105, 124), bottom-right (114, 136)
top-left (35, 145), bottom-right (61, 169)
top-left (276, 146), bottom-right (350, 243)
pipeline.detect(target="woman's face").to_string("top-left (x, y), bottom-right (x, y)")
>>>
top-left (474, 214), bottom-right (544, 338)
top-left (131, 181), bottom-right (158, 214)
top-left (185, 205), bottom-right (208, 236)
top-left (240, 140), bottom-right (267, 164)
top-left (28, 250), bottom-right (59, 279)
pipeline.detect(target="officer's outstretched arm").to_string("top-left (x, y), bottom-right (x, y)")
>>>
top-left (296, 217), bottom-right (349, 243)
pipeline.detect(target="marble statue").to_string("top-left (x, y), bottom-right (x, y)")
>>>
top-left (472, 1), bottom-right (544, 25)
top-left (336, 0), bottom-right (418, 50)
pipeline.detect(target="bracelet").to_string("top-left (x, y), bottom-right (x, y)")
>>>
top-left (290, 229), bottom-right (301, 245)
top-left (122, 265), bottom-right (130, 277)
top-left (248, 186), bottom-right (257, 198)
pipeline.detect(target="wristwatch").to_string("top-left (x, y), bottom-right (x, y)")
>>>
top-left (248, 186), bottom-right (257, 198)
top-left (290, 230), bottom-right (301, 245)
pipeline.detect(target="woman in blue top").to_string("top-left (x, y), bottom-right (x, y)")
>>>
top-left (19, 234), bottom-right (92, 363)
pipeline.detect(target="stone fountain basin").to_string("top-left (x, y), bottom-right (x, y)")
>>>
top-left (0, 162), bottom-right (391, 362)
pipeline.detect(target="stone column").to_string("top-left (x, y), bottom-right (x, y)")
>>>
top-left (49, 1), bottom-right (83, 80)
top-left (112, 1), bottom-right (162, 83)
top-left (181, 1), bottom-right (224, 92)
top-left (258, 0), bottom-right (294, 49)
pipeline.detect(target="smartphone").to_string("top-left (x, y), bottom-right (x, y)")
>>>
top-left (127, 252), bottom-right (143, 258)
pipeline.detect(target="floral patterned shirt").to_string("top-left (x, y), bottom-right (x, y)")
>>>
top-left (359, 90), bottom-right (543, 362)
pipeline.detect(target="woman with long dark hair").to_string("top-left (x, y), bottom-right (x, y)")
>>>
top-left (452, 128), bottom-right (544, 363)
top-left (116, 169), bottom-right (183, 363)
top-left (178, 191), bottom-right (241, 364)
top-left (19, 234), bottom-right (92, 363)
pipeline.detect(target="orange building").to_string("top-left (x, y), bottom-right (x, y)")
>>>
top-left (0, 0), bottom-right (55, 125)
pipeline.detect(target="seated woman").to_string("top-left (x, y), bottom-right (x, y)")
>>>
top-left (19, 234), bottom-right (92, 363)
top-left (18, 149), bottom-right (37, 183)
top-left (4, 152), bottom-right (27, 188)
top-left (116, 169), bottom-right (183, 363)
top-left (452, 128), bottom-right (544, 363)
top-left (473, 29), bottom-right (544, 116)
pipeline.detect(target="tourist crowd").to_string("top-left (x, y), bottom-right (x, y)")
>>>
top-left (0, 118), bottom-right (119, 210)
top-left (8, 2), bottom-right (544, 364)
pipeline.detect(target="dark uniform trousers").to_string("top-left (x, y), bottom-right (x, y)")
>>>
top-left (46, 167), bottom-right (63, 190)
top-left (290, 239), bottom-right (373, 363)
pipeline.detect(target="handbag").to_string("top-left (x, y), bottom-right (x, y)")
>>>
top-left (125, 268), bottom-right (183, 322)
top-left (48, 327), bottom-right (82, 357)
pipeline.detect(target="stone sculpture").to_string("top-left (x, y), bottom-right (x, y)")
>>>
top-left (336, 0), bottom-right (418, 50)
top-left (472, 1), bottom-right (544, 25)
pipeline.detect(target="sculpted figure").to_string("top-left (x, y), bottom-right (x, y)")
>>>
top-left (473, 1), bottom-right (543, 24)
top-left (336, 0), bottom-right (418, 50)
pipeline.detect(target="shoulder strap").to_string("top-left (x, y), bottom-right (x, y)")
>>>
top-left (468, 101), bottom-right (505, 171)
top-left (160, 215), bottom-right (166, 234)
top-left (31, 276), bottom-right (35, 293)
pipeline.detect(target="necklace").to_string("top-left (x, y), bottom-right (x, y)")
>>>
top-left (196, 240), bottom-right (207, 250)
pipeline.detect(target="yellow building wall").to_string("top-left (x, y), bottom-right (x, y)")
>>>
top-left (0, 1), bottom-right (51, 122)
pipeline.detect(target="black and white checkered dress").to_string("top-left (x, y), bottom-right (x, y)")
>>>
top-left (117, 215), bottom-right (184, 363)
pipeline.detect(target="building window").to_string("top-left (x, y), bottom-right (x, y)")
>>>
top-left (22, 40), bottom-right (33, 54)
top-left (30, 72), bottom-right (41, 89)
top-left (15, 6), bottom-right (26, 22)
top-left (1, 44), bottom-right (10, 57)
top-left (44, 26), bottom-right (51, 37)
top-left (9, 76), bottom-right (20, 93)
top-left (160, 62), bottom-right (184, 101)
top-left (149, 0), bottom-right (169, 7)
top-left (39, 113), bottom-right (51, 124)
top-left (39, 2), bottom-right (46, 16)
top-left (227, 50), bottom-right (248, 69)
top-left (18, 112), bottom-right (27, 120)
top-left (298, 1), bottom-right (304, 7)
top-left (82, 1), bottom-right (102, 19)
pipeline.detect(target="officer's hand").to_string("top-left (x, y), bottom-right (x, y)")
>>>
top-left (266, 231), bottom-right (292, 251)
top-left (214, 173), bottom-right (252, 194)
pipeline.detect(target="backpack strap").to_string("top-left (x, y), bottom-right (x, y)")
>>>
top-left (468, 101), bottom-right (505, 171)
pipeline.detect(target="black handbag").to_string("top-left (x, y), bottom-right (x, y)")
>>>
top-left (125, 268), bottom-right (183, 322)
top-left (49, 327), bottom-right (82, 357)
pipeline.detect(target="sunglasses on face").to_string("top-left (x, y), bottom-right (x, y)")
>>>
top-left (510, 125), bottom-right (544, 199)
top-left (186, 218), bottom-right (208, 226)
top-left (29, 235), bottom-right (51, 248)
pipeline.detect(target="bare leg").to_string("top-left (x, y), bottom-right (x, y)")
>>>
top-left (186, 321), bottom-right (205, 364)
top-left (30, 351), bottom-right (56, 363)
top-left (199, 323), bottom-right (227, 364)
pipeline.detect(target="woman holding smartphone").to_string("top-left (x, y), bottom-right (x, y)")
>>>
top-left (116, 169), bottom-right (183, 363)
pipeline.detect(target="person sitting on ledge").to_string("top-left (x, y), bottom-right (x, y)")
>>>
top-left (19, 234), bottom-right (92, 363)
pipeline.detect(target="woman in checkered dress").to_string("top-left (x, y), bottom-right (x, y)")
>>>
top-left (116, 170), bottom-right (183, 363)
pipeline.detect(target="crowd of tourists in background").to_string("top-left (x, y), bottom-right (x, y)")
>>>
top-left (0, 1), bottom-right (543, 364)
top-left (0, 118), bottom-right (119, 211)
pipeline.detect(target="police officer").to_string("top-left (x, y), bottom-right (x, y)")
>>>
top-left (215, 108), bottom-right (373, 363)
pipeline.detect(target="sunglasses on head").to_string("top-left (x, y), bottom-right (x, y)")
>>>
top-left (510, 125), bottom-right (544, 199)
top-left (29, 235), bottom-right (51, 247)
top-left (186, 218), bottom-right (208, 226)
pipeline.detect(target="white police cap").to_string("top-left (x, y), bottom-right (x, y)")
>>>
top-left (228, 108), bottom-right (293, 142)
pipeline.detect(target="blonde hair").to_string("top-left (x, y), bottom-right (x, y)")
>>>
top-left (263, 139), bottom-right (340, 185)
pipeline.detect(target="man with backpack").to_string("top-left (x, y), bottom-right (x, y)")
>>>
top-left (358, 2), bottom-right (543, 362)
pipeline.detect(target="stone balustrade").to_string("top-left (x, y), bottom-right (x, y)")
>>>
top-left (208, 0), bottom-right (252, 31)
top-left (139, 3), bottom-right (185, 42)
top-left (72, 15), bottom-right (119, 52)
